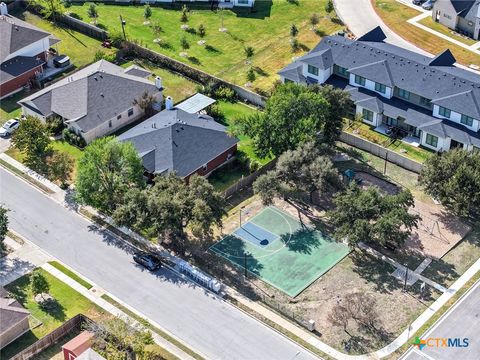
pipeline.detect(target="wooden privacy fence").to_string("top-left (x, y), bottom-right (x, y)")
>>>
top-left (339, 131), bottom-right (424, 174)
top-left (222, 159), bottom-right (277, 199)
top-left (10, 314), bottom-right (88, 360)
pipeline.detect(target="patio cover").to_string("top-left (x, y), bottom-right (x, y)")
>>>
top-left (175, 93), bottom-right (216, 114)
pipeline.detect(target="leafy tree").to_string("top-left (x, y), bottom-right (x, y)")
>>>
top-left (311, 84), bottom-right (352, 144)
top-left (198, 23), bottom-right (206, 37)
top-left (75, 137), bottom-right (145, 214)
top-left (11, 116), bottom-right (51, 170)
top-left (325, 0), bottom-right (334, 14)
top-left (236, 83), bottom-right (330, 158)
top-left (48, 151), bottom-right (74, 187)
top-left (246, 67), bottom-right (256, 83)
top-left (151, 22), bottom-right (162, 40)
top-left (290, 23), bottom-right (299, 38)
top-left (30, 272), bottom-right (49, 296)
top-left (419, 149), bottom-right (480, 217)
top-left (143, 4), bottom-right (152, 21)
top-left (30, 0), bottom-right (65, 22)
top-left (254, 142), bottom-right (339, 204)
top-left (87, 317), bottom-right (154, 359)
top-left (244, 46), bottom-right (254, 61)
top-left (114, 174), bottom-right (225, 249)
top-left (87, 2), bottom-right (98, 25)
top-left (180, 4), bottom-right (188, 22)
top-left (133, 90), bottom-right (157, 117)
top-left (328, 183), bottom-right (420, 248)
top-left (180, 36), bottom-right (190, 51)
top-left (253, 171), bottom-right (281, 206)
top-left (309, 13), bottom-right (319, 29)
top-left (0, 206), bottom-right (8, 255)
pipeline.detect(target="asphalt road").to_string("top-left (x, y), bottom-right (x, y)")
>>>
top-left (0, 167), bottom-right (319, 360)
top-left (333, 0), bottom-right (430, 55)
top-left (402, 281), bottom-right (480, 360)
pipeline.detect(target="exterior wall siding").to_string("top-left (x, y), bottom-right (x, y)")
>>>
top-left (0, 64), bottom-right (43, 98)
top-left (348, 73), bottom-right (392, 99)
top-left (432, 0), bottom-right (459, 30)
top-left (3, 38), bottom-right (50, 63)
top-left (432, 104), bottom-right (480, 132)
top-left (302, 64), bottom-right (332, 84)
top-left (0, 317), bottom-right (30, 349)
top-left (356, 105), bottom-right (382, 127)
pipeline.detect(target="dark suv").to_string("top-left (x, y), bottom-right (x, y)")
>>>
top-left (133, 252), bottom-right (161, 271)
top-left (412, 0), bottom-right (427, 5)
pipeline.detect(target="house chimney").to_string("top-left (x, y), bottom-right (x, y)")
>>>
top-left (0, 2), bottom-right (8, 16)
top-left (155, 76), bottom-right (162, 90)
top-left (165, 96), bottom-right (174, 111)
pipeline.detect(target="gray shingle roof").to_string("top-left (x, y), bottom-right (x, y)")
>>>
top-left (0, 286), bottom-right (30, 333)
top-left (296, 48), bottom-right (333, 70)
top-left (0, 55), bottom-right (44, 84)
top-left (0, 14), bottom-right (56, 63)
top-left (449, 0), bottom-right (476, 16)
top-left (19, 60), bottom-right (160, 133)
top-left (278, 27), bottom-right (480, 119)
top-left (118, 108), bottom-right (239, 177)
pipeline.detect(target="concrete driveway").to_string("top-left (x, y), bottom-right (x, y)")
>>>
top-left (0, 167), bottom-right (319, 360)
top-left (333, 0), bottom-right (430, 55)
top-left (0, 137), bottom-right (10, 154)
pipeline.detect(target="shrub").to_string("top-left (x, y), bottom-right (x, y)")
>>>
top-left (108, 31), bottom-right (124, 48)
top-left (93, 50), bottom-right (116, 63)
top-left (30, 272), bottom-right (49, 296)
top-left (201, 81), bottom-right (219, 97)
top-left (62, 128), bottom-right (86, 148)
top-left (198, 24), bottom-right (206, 37)
top-left (214, 86), bottom-right (236, 102)
top-left (205, 104), bottom-right (224, 122)
top-left (68, 12), bottom-right (81, 20)
top-left (249, 160), bottom-right (260, 173)
top-left (46, 117), bottom-right (65, 135)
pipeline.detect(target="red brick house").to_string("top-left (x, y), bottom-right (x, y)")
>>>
top-left (117, 107), bottom-right (238, 181)
top-left (0, 3), bottom-right (59, 99)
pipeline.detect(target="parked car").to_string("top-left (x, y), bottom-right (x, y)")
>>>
top-left (422, 0), bottom-right (435, 10)
top-left (0, 119), bottom-right (19, 137)
top-left (412, 0), bottom-right (427, 5)
top-left (133, 252), bottom-right (161, 271)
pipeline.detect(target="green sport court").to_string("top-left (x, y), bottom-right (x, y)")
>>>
top-left (210, 206), bottom-right (350, 297)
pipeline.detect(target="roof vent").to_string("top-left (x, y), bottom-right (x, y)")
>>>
top-left (100, 93), bottom-right (104, 97)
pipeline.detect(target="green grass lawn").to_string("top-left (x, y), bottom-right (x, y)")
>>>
top-left (68, 1), bottom-right (343, 90)
top-left (120, 59), bottom-right (198, 103)
top-left (48, 261), bottom-right (93, 289)
top-left (1, 269), bottom-right (105, 358)
top-left (346, 122), bottom-right (433, 163)
top-left (418, 16), bottom-right (477, 46)
top-left (0, 91), bottom-right (24, 124)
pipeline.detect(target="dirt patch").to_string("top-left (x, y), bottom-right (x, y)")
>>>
top-left (405, 200), bottom-right (471, 259)
top-left (356, 171), bottom-right (400, 195)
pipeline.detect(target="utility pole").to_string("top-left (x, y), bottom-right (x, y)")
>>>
top-left (120, 15), bottom-right (127, 40)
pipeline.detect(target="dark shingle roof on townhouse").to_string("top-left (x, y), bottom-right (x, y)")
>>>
top-left (279, 27), bottom-right (480, 120)
top-left (450, 0), bottom-right (476, 16)
top-left (19, 60), bottom-right (159, 133)
top-left (118, 108), bottom-right (239, 177)
top-left (0, 14), bottom-right (59, 63)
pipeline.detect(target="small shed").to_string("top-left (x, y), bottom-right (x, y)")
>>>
top-left (62, 331), bottom-right (94, 360)
top-left (175, 93), bottom-right (216, 114)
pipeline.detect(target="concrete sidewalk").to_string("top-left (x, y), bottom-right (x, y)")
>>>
top-left (42, 262), bottom-right (198, 360)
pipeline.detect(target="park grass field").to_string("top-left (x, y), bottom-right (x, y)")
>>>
top-left (211, 206), bottom-right (350, 297)
top-left (68, 0), bottom-right (343, 90)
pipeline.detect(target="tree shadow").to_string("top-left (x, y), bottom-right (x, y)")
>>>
top-left (315, 28), bottom-right (327, 37)
top-left (280, 228), bottom-right (320, 255)
top-left (159, 42), bottom-right (173, 50)
top-left (350, 250), bottom-right (401, 294)
top-left (0, 258), bottom-right (37, 291)
top-left (186, 28), bottom-right (197, 35)
top-left (205, 44), bottom-right (221, 53)
top-left (253, 66), bottom-right (268, 77)
top-left (41, 298), bottom-right (66, 322)
top-left (211, 236), bottom-right (264, 276)
top-left (188, 56), bottom-right (202, 65)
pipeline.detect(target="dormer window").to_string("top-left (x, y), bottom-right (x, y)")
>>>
top-left (438, 106), bottom-right (451, 118)
top-left (307, 65), bottom-right (319, 76)
top-left (461, 114), bottom-right (473, 126)
top-left (354, 75), bottom-right (366, 86)
top-left (375, 82), bottom-right (386, 94)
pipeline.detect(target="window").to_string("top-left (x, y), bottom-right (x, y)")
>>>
top-left (128, 108), bottom-right (134, 117)
top-left (420, 97), bottom-right (431, 107)
top-left (375, 82), bottom-right (386, 94)
top-left (355, 75), bottom-right (366, 86)
top-left (461, 114), bottom-right (474, 126)
top-left (425, 133), bottom-right (438, 148)
top-left (362, 108), bottom-right (374, 122)
top-left (307, 64), bottom-right (319, 76)
top-left (238, 0), bottom-right (249, 3)
top-left (398, 88), bottom-right (410, 100)
top-left (438, 106), bottom-right (451, 118)
top-left (117, 114), bottom-right (122, 120)
top-left (335, 65), bottom-right (348, 77)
